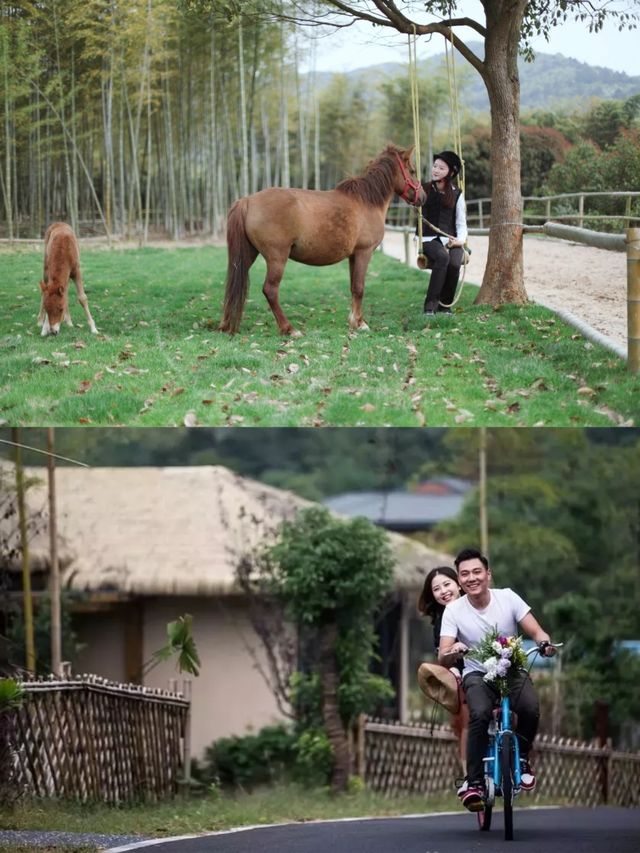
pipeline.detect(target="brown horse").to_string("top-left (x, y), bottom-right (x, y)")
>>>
top-left (219, 143), bottom-right (426, 335)
top-left (38, 222), bottom-right (98, 336)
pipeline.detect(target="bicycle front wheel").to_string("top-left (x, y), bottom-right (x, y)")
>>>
top-left (500, 731), bottom-right (515, 841)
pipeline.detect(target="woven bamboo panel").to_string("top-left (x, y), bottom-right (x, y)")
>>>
top-left (532, 736), bottom-right (607, 806)
top-left (609, 752), bottom-right (640, 807)
top-left (364, 718), bottom-right (460, 796)
top-left (362, 717), bottom-right (639, 807)
top-left (14, 676), bottom-right (189, 803)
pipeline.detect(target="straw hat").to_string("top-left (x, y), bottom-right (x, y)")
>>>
top-left (417, 662), bottom-right (460, 715)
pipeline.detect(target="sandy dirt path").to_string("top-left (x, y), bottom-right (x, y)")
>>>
top-left (382, 231), bottom-right (627, 350)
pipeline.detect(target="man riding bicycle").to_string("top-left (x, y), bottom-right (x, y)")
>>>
top-left (438, 548), bottom-right (557, 812)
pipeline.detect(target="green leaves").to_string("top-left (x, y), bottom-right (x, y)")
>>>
top-left (0, 677), bottom-right (24, 713)
top-left (152, 614), bottom-right (201, 676)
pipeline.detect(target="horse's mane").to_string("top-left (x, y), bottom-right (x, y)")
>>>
top-left (335, 144), bottom-right (404, 206)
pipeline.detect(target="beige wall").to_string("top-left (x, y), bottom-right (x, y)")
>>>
top-left (73, 595), bottom-right (285, 758)
top-left (74, 609), bottom-right (127, 683)
top-left (143, 595), bottom-right (285, 758)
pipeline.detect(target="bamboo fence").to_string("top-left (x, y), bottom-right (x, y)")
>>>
top-left (360, 716), bottom-right (640, 807)
top-left (13, 675), bottom-right (190, 803)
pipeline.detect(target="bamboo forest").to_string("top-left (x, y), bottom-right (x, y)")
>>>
top-left (2, 2), bottom-right (639, 242)
top-left (0, 1), bottom-right (422, 241)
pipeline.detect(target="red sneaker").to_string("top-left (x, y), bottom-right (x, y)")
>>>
top-left (520, 759), bottom-right (536, 791)
top-left (460, 781), bottom-right (484, 812)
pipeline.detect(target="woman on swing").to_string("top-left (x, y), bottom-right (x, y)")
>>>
top-left (418, 150), bottom-right (468, 316)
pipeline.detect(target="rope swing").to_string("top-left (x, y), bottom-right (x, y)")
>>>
top-left (408, 24), bottom-right (470, 308)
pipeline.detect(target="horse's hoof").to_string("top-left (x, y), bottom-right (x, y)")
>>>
top-left (358, 322), bottom-right (370, 332)
top-left (290, 329), bottom-right (303, 338)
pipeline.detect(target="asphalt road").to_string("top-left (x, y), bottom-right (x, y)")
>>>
top-left (107, 807), bottom-right (640, 853)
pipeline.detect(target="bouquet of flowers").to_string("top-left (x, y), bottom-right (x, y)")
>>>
top-left (468, 628), bottom-right (528, 697)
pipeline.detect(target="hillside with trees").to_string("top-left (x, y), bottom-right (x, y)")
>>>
top-left (320, 43), bottom-right (640, 115)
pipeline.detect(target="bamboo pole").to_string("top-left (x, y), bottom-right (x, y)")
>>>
top-left (628, 227), bottom-right (640, 373)
top-left (181, 678), bottom-right (192, 798)
top-left (13, 429), bottom-right (36, 673)
top-left (47, 428), bottom-right (62, 677)
top-left (479, 427), bottom-right (489, 559)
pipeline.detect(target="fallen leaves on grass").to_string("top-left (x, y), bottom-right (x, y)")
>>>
top-left (577, 386), bottom-right (596, 397)
top-left (593, 406), bottom-right (634, 426)
top-left (361, 403), bottom-right (376, 413)
top-left (183, 410), bottom-right (198, 426)
top-left (77, 380), bottom-right (92, 394)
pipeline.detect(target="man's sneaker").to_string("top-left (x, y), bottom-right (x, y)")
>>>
top-left (520, 759), bottom-right (536, 791)
top-left (456, 778), bottom-right (468, 797)
top-left (459, 780), bottom-right (484, 812)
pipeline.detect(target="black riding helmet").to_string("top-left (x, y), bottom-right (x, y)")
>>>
top-left (433, 150), bottom-right (462, 178)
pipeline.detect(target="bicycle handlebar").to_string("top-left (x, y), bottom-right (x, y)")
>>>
top-left (528, 641), bottom-right (563, 658)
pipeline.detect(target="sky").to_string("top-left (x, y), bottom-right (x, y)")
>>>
top-left (299, 1), bottom-right (640, 77)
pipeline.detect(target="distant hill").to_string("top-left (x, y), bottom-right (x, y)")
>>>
top-left (314, 41), bottom-right (640, 114)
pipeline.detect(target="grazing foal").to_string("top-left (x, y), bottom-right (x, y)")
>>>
top-left (38, 222), bottom-right (98, 336)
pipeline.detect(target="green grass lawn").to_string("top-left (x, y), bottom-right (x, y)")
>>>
top-left (1, 783), bottom-right (565, 846)
top-left (1, 245), bottom-right (637, 427)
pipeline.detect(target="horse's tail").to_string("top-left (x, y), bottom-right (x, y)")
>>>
top-left (219, 198), bottom-right (257, 333)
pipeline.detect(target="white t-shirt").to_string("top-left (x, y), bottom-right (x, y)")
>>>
top-left (440, 588), bottom-right (531, 678)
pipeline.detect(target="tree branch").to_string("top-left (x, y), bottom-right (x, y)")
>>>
top-left (321, 1), bottom-right (486, 76)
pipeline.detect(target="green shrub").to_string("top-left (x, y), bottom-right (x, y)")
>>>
top-left (203, 724), bottom-right (297, 789)
top-left (293, 728), bottom-right (333, 787)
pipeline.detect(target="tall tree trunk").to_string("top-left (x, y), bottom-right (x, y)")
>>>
top-left (162, 63), bottom-right (179, 239)
top-left (1, 27), bottom-right (13, 240)
top-left (474, 1), bottom-right (527, 305)
top-left (206, 20), bottom-right (220, 233)
top-left (318, 622), bottom-right (350, 792)
top-left (238, 20), bottom-right (249, 198)
top-left (69, 48), bottom-right (79, 232)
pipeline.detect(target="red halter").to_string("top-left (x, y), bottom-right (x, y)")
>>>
top-left (394, 152), bottom-right (424, 206)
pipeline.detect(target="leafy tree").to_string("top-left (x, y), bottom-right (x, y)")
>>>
top-left (0, 677), bottom-right (23, 804)
top-left (380, 63), bottom-right (457, 172)
top-left (544, 140), bottom-right (605, 194)
top-left (435, 430), bottom-right (640, 742)
top-left (5, 593), bottom-right (80, 676)
top-left (252, 506), bottom-right (395, 792)
top-left (288, 0), bottom-right (639, 306)
top-left (318, 74), bottom-right (374, 186)
top-left (519, 125), bottom-right (570, 195)
top-left (602, 130), bottom-right (640, 196)
top-left (583, 99), bottom-right (626, 149)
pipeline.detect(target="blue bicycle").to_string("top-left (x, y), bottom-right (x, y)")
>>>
top-left (476, 642), bottom-right (562, 841)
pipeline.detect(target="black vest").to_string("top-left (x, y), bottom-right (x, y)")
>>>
top-left (419, 183), bottom-right (461, 239)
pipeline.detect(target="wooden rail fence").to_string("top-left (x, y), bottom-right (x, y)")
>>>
top-left (14, 675), bottom-right (190, 803)
top-left (360, 717), bottom-right (640, 807)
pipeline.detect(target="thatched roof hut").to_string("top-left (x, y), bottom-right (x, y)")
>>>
top-left (3, 464), bottom-right (453, 596)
